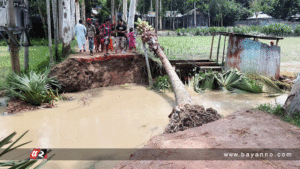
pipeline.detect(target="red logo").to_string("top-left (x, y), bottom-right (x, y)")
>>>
top-left (30, 149), bottom-right (48, 160)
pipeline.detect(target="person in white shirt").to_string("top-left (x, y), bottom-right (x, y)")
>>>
top-left (75, 20), bottom-right (87, 53)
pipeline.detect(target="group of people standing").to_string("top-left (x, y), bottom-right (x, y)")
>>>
top-left (75, 16), bottom-right (136, 56)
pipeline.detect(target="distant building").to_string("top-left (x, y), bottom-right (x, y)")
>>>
top-left (287, 14), bottom-right (300, 22)
top-left (182, 8), bottom-right (209, 28)
top-left (234, 12), bottom-right (284, 26)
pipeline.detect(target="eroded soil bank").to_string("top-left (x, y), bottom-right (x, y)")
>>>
top-left (113, 109), bottom-right (300, 169)
top-left (49, 55), bottom-right (163, 92)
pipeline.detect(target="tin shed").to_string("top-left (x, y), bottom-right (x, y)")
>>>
top-left (224, 33), bottom-right (283, 79)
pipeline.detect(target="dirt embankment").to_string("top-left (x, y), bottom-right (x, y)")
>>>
top-left (114, 109), bottom-right (300, 169)
top-left (49, 55), bottom-right (164, 92)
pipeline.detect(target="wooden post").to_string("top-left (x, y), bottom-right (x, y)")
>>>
top-left (216, 34), bottom-right (221, 63)
top-left (7, 0), bottom-right (21, 74)
top-left (276, 39), bottom-right (279, 46)
top-left (143, 43), bottom-right (153, 87)
top-left (222, 35), bottom-right (227, 65)
top-left (209, 35), bottom-right (214, 60)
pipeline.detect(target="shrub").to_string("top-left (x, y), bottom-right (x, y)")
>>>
top-left (257, 103), bottom-right (300, 127)
top-left (295, 25), bottom-right (300, 36)
top-left (261, 23), bottom-right (293, 36)
top-left (152, 75), bottom-right (173, 92)
top-left (2, 70), bottom-right (61, 105)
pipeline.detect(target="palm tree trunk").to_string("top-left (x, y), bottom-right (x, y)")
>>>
top-left (52, 0), bottom-right (59, 61)
top-left (46, 0), bottom-right (53, 66)
top-left (194, 0), bottom-right (196, 27)
top-left (284, 73), bottom-right (300, 116)
top-left (156, 46), bottom-right (192, 105)
top-left (81, 0), bottom-right (86, 26)
top-left (159, 0), bottom-right (162, 30)
top-left (123, 0), bottom-right (127, 23)
top-left (111, 0), bottom-right (115, 22)
top-left (24, 0), bottom-right (29, 70)
top-left (128, 0), bottom-right (137, 32)
top-left (136, 21), bottom-right (192, 106)
top-left (37, 1), bottom-right (47, 37)
top-left (155, 0), bottom-right (158, 34)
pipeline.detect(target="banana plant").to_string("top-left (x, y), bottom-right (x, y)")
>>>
top-left (0, 131), bottom-right (55, 168)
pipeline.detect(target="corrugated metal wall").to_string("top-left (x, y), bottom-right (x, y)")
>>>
top-left (225, 35), bottom-right (281, 79)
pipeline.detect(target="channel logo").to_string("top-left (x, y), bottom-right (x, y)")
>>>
top-left (30, 149), bottom-right (48, 160)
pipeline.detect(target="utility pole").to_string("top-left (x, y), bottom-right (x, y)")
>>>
top-left (24, 0), bottom-right (29, 70)
top-left (47, 0), bottom-right (53, 66)
top-left (7, 0), bottom-right (21, 74)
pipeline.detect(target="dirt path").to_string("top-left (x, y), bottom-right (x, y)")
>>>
top-left (113, 109), bottom-right (300, 169)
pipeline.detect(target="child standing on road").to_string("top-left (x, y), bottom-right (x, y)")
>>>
top-left (108, 36), bottom-right (114, 51)
top-left (127, 28), bottom-right (136, 52)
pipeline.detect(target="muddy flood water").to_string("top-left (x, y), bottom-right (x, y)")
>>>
top-left (0, 84), bottom-right (287, 168)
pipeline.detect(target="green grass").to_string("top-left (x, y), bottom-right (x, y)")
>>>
top-left (0, 40), bottom-right (77, 84)
top-left (257, 103), bottom-right (300, 127)
top-left (157, 36), bottom-right (300, 63)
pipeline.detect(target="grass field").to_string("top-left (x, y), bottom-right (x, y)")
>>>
top-left (157, 36), bottom-right (300, 63)
top-left (0, 40), bottom-right (77, 83)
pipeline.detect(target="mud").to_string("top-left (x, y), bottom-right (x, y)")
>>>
top-left (165, 104), bottom-right (221, 134)
top-left (49, 55), bottom-right (163, 92)
top-left (113, 109), bottom-right (300, 169)
top-left (6, 98), bottom-right (40, 113)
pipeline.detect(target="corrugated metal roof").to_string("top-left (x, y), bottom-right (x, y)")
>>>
top-left (213, 32), bottom-right (284, 40)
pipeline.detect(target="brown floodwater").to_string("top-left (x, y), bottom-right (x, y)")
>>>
top-left (0, 84), bottom-right (286, 168)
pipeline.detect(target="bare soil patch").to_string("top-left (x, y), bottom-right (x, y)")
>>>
top-left (114, 109), bottom-right (300, 169)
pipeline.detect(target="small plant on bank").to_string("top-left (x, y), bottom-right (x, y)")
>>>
top-left (152, 75), bottom-right (173, 92)
top-left (257, 103), bottom-right (300, 127)
top-left (2, 70), bottom-right (61, 106)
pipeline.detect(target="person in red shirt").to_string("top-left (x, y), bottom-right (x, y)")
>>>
top-left (99, 16), bottom-right (116, 54)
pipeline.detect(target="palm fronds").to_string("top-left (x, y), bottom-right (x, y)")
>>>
top-left (2, 70), bottom-right (60, 105)
top-left (0, 131), bottom-right (54, 168)
top-left (258, 75), bottom-right (283, 94)
top-left (194, 69), bottom-right (282, 94)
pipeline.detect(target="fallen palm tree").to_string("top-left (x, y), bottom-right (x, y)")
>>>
top-left (135, 19), bottom-right (221, 133)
